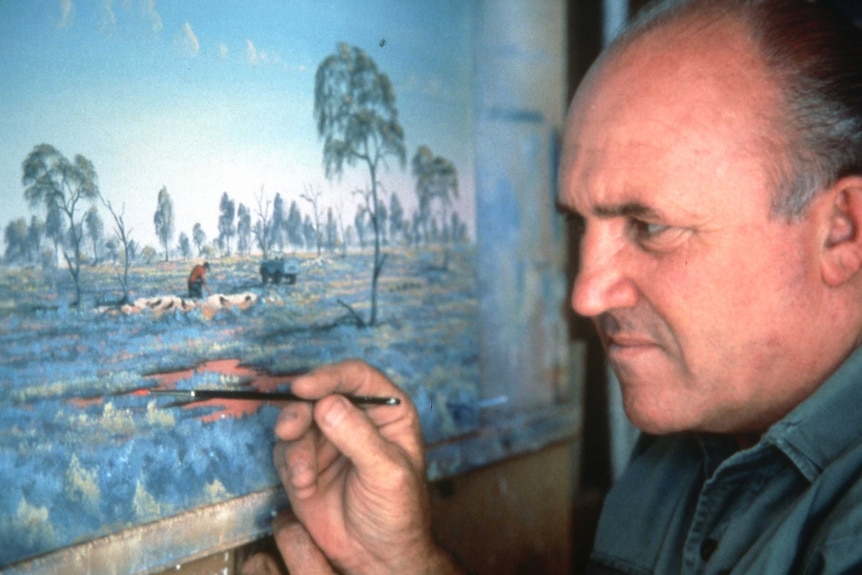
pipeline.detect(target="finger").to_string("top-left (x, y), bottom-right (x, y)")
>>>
top-left (273, 435), bottom-right (319, 500)
top-left (295, 360), bottom-right (421, 444)
top-left (317, 391), bottom-right (426, 472)
top-left (240, 552), bottom-right (284, 575)
top-left (272, 510), bottom-right (337, 575)
top-left (273, 402), bottom-right (318, 499)
top-left (291, 359), bottom-right (404, 401)
top-left (273, 401), bottom-right (314, 441)
top-left (314, 394), bottom-right (418, 476)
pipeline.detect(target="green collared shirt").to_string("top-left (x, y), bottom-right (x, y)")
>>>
top-left (588, 347), bottom-right (862, 575)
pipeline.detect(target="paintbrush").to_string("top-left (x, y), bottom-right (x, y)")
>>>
top-left (148, 389), bottom-right (401, 406)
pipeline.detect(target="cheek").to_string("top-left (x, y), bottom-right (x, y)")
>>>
top-left (654, 233), bottom-right (816, 368)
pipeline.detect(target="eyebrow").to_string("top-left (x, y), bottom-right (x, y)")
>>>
top-left (594, 201), bottom-right (662, 220)
top-left (556, 199), bottom-right (663, 221)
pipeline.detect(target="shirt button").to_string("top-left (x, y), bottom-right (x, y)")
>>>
top-left (700, 538), bottom-right (718, 561)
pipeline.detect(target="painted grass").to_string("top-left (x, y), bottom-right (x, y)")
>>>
top-left (0, 245), bottom-right (479, 566)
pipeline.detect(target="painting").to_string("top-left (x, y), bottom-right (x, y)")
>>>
top-left (0, 1), bottom-right (479, 567)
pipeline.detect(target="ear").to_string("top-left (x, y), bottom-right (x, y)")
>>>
top-left (821, 176), bottom-right (862, 287)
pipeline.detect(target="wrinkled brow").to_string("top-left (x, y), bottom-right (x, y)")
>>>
top-left (555, 199), bottom-right (663, 221)
top-left (593, 201), bottom-right (662, 220)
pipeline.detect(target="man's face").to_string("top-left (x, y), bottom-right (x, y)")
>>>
top-left (559, 20), bottom-right (841, 435)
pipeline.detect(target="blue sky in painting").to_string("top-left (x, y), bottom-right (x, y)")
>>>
top-left (0, 0), bottom-right (475, 249)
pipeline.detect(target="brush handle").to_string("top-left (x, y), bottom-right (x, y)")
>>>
top-left (149, 389), bottom-right (401, 406)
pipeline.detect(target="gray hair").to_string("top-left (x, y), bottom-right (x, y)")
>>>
top-left (613, 0), bottom-right (862, 218)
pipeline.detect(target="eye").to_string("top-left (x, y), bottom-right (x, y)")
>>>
top-left (629, 219), bottom-right (683, 252)
top-left (631, 219), bottom-right (669, 239)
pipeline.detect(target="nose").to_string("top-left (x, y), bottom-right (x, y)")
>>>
top-left (571, 225), bottom-right (638, 317)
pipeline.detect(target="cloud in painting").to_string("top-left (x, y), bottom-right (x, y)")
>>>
top-left (100, 0), bottom-right (117, 34)
top-left (142, 0), bottom-right (162, 33)
top-left (177, 22), bottom-right (199, 56)
top-left (245, 39), bottom-right (280, 67)
top-left (245, 39), bottom-right (259, 65)
top-left (218, 42), bottom-right (229, 59)
top-left (58, 0), bottom-right (74, 28)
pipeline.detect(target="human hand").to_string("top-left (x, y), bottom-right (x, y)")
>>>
top-left (272, 360), bottom-right (461, 575)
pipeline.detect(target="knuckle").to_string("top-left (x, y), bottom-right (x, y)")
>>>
top-left (379, 451), bottom-right (421, 490)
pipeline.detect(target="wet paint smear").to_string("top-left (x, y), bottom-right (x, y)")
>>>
top-left (144, 358), bottom-right (306, 422)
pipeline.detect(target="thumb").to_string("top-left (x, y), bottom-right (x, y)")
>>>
top-left (315, 395), bottom-right (396, 473)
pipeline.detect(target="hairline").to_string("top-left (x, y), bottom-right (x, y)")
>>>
top-left (606, 1), bottom-right (828, 221)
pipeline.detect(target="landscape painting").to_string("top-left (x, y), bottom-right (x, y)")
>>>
top-left (0, 1), bottom-right (478, 567)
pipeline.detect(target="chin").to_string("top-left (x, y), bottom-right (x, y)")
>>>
top-left (623, 400), bottom-right (693, 435)
top-left (627, 414), bottom-right (678, 435)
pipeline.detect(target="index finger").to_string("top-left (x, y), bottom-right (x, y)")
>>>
top-left (290, 359), bottom-right (405, 403)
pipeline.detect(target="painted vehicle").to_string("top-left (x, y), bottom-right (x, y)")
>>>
top-left (259, 258), bottom-right (300, 285)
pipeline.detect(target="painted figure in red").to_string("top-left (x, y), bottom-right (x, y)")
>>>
top-left (187, 262), bottom-right (211, 299)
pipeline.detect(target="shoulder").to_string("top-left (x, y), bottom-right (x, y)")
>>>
top-left (797, 440), bottom-right (862, 573)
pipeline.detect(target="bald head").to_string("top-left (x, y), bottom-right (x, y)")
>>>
top-left (564, 12), bottom-right (782, 208)
top-left (594, 0), bottom-right (862, 218)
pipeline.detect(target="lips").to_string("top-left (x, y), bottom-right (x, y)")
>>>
top-left (606, 334), bottom-right (657, 348)
top-left (603, 332), bottom-right (663, 366)
top-left (596, 313), bottom-right (665, 360)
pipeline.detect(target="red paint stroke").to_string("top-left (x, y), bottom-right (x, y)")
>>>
top-left (68, 396), bottom-right (104, 408)
top-left (68, 386), bottom-right (149, 408)
top-left (65, 359), bottom-right (302, 422)
top-left (188, 398), bottom-right (265, 423)
top-left (146, 359), bottom-right (300, 423)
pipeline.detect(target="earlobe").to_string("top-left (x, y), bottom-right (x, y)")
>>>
top-left (822, 176), bottom-right (862, 287)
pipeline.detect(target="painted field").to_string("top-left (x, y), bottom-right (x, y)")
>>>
top-left (0, 245), bottom-right (479, 566)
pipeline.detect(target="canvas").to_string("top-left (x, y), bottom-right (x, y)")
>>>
top-left (0, 1), bottom-right (479, 567)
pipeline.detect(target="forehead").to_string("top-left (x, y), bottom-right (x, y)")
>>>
top-left (558, 16), bottom-right (781, 215)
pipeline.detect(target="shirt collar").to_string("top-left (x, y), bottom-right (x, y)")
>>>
top-left (763, 346), bottom-right (862, 482)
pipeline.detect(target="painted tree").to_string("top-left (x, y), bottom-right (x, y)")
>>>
top-left (4, 216), bottom-right (44, 266)
top-left (302, 215), bottom-right (316, 250)
top-left (22, 144), bottom-right (99, 306)
top-left (314, 42), bottom-right (406, 326)
top-left (411, 145), bottom-right (458, 244)
top-left (300, 184), bottom-right (323, 257)
top-left (286, 200), bottom-right (304, 251)
top-left (127, 239), bottom-right (140, 264)
top-left (44, 201), bottom-right (65, 266)
top-left (27, 216), bottom-right (44, 265)
top-left (4, 219), bottom-right (28, 265)
top-left (354, 204), bottom-right (369, 248)
top-left (237, 203), bottom-right (252, 255)
top-left (272, 193), bottom-right (286, 252)
top-left (178, 232), bottom-right (192, 259)
top-left (192, 223), bottom-right (206, 256)
top-left (105, 238), bottom-right (119, 263)
top-left (325, 207), bottom-right (338, 253)
top-left (100, 194), bottom-right (134, 304)
top-left (218, 192), bottom-right (236, 256)
top-left (376, 196), bottom-right (388, 246)
top-left (141, 245), bottom-right (157, 264)
top-left (253, 187), bottom-right (275, 259)
top-left (153, 186), bottom-right (174, 262)
top-left (334, 202), bottom-right (353, 257)
top-left (389, 192), bottom-right (405, 246)
top-left (85, 205), bottom-right (104, 263)
top-left (369, 181), bottom-right (389, 246)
